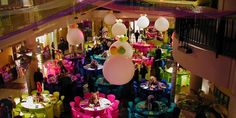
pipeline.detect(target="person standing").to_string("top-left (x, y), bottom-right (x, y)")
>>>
top-left (140, 63), bottom-right (148, 80)
top-left (34, 68), bottom-right (44, 86)
top-left (51, 42), bottom-right (55, 59)
top-left (134, 30), bottom-right (140, 42)
top-left (11, 65), bottom-right (18, 80)
top-left (0, 73), bottom-right (4, 87)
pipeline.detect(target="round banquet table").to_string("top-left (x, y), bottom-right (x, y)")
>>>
top-left (139, 81), bottom-right (167, 98)
top-left (21, 94), bottom-right (57, 110)
top-left (63, 53), bottom-right (84, 61)
top-left (135, 101), bottom-right (168, 116)
top-left (83, 64), bottom-right (103, 71)
top-left (79, 98), bottom-right (111, 116)
top-left (140, 82), bottom-right (167, 91)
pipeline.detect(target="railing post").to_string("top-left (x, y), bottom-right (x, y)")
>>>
top-left (216, 17), bottom-right (226, 58)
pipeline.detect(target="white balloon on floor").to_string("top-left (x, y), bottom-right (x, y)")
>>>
top-left (137, 15), bottom-right (150, 28)
top-left (103, 55), bottom-right (135, 85)
top-left (104, 13), bottom-right (116, 25)
top-left (66, 28), bottom-right (84, 45)
top-left (109, 40), bottom-right (133, 58)
top-left (111, 22), bottom-right (127, 36)
top-left (154, 17), bottom-right (169, 32)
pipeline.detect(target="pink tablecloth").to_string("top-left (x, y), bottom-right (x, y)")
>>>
top-left (132, 57), bottom-right (154, 66)
top-left (132, 43), bottom-right (155, 53)
top-left (79, 98), bottom-right (111, 116)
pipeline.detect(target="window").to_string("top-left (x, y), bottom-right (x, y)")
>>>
top-left (213, 87), bottom-right (230, 109)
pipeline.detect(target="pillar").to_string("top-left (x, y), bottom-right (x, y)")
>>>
top-left (25, 37), bottom-right (38, 94)
top-left (171, 61), bottom-right (177, 102)
top-left (190, 73), bottom-right (202, 92)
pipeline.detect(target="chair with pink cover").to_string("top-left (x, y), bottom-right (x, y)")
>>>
top-left (99, 93), bottom-right (106, 98)
top-left (106, 100), bottom-right (120, 118)
top-left (84, 92), bottom-right (92, 99)
top-left (110, 100), bottom-right (120, 111)
top-left (71, 107), bottom-right (92, 118)
top-left (74, 96), bottom-right (82, 106)
top-left (107, 94), bottom-right (116, 103)
top-left (70, 102), bottom-right (75, 108)
top-left (110, 100), bottom-right (120, 118)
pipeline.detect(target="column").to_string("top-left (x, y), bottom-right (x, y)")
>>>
top-left (190, 73), bottom-right (203, 92)
top-left (25, 37), bottom-right (38, 94)
top-left (171, 62), bottom-right (177, 102)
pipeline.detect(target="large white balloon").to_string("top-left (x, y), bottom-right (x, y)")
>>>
top-left (137, 15), bottom-right (150, 28)
top-left (111, 22), bottom-right (127, 36)
top-left (104, 13), bottom-right (116, 25)
top-left (66, 28), bottom-right (84, 45)
top-left (109, 40), bottom-right (133, 58)
top-left (103, 55), bottom-right (135, 85)
top-left (154, 17), bottom-right (169, 32)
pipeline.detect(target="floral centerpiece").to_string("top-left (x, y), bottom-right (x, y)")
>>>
top-left (88, 92), bottom-right (100, 107)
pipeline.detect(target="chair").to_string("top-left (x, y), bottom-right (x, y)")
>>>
top-left (61, 95), bottom-right (65, 101)
top-left (22, 112), bottom-right (33, 118)
top-left (35, 112), bottom-right (46, 118)
top-left (14, 97), bottom-right (21, 105)
top-left (54, 100), bottom-right (63, 118)
top-left (99, 93), bottom-right (106, 98)
top-left (53, 91), bottom-right (60, 99)
top-left (84, 92), bottom-right (92, 99)
top-left (42, 90), bottom-right (50, 94)
top-left (107, 94), bottom-right (116, 103)
top-left (74, 96), bottom-right (82, 106)
top-left (12, 108), bottom-right (21, 117)
top-left (45, 104), bottom-right (54, 118)
top-left (134, 113), bottom-right (145, 118)
top-left (70, 101), bottom-right (75, 108)
top-left (31, 90), bottom-right (38, 95)
top-left (21, 93), bottom-right (29, 99)
top-left (111, 100), bottom-right (120, 110)
top-left (134, 97), bottom-right (141, 104)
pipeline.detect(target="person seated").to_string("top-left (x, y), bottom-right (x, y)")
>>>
top-left (89, 92), bottom-right (100, 107)
top-left (34, 92), bottom-right (44, 102)
top-left (101, 51), bottom-right (108, 58)
top-left (140, 63), bottom-right (148, 80)
top-left (145, 95), bottom-right (159, 111)
top-left (90, 60), bottom-right (98, 69)
top-left (148, 76), bottom-right (158, 86)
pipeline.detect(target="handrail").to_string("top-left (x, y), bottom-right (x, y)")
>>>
top-left (175, 14), bottom-right (236, 59)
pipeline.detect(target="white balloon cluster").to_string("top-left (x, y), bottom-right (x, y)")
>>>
top-left (66, 28), bottom-right (84, 45)
top-left (111, 20), bottom-right (127, 36)
top-left (104, 13), bottom-right (116, 25)
top-left (154, 17), bottom-right (169, 32)
top-left (137, 15), bottom-right (150, 29)
top-left (136, 15), bottom-right (169, 32)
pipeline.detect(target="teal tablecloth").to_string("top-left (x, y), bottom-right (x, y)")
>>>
top-left (93, 55), bottom-right (106, 64)
top-left (135, 101), bottom-right (168, 116)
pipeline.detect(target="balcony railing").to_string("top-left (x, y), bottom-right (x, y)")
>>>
top-left (175, 14), bottom-right (236, 59)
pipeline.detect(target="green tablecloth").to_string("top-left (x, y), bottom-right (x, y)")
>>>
top-left (163, 67), bottom-right (190, 86)
top-left (135, 101), bottom-right (168, 116)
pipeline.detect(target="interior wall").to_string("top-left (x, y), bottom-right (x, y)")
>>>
top-left (0, 47), bottom-right (13, 67)
top-left (172, 38), bottom-right (232, 88)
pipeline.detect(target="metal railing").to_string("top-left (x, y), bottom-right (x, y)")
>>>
top-left (175, 14), bottom-right (236, 59)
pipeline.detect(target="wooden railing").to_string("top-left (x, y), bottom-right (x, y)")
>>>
top-left (175, 14), bottom-right (236, 58)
